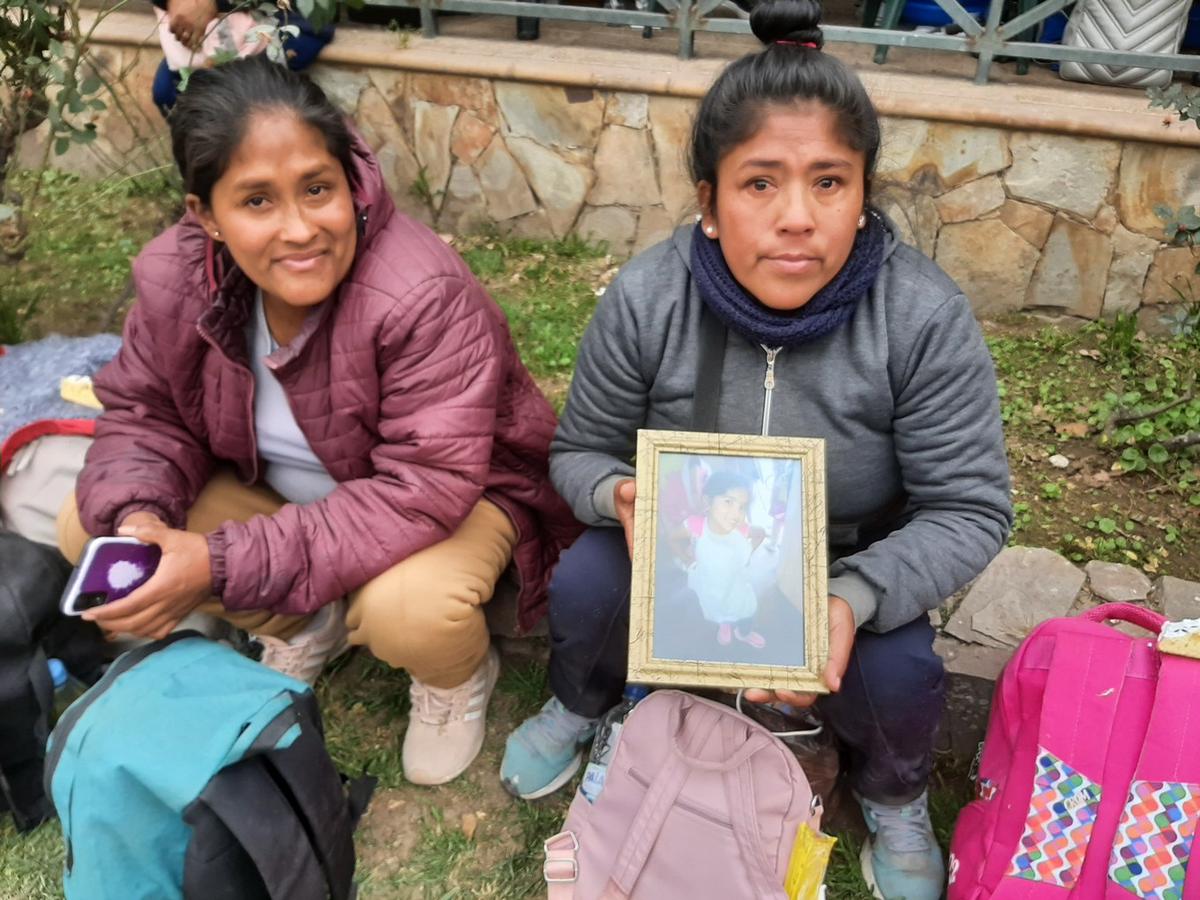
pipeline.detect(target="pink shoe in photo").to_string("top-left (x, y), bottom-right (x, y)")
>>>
top-left (734, 628), bottom-right (766, 649)
top-left (717, 623), bottom-right (733, 645)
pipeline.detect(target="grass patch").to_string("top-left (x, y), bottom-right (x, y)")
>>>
top-left (0, 169), bottom-right (179, 343)
top-left (0, 820), bottom-right (63, 900)
top-left (458, 232), bottom-right (614, 409)
top-left (316, 654), bottom-right (411, 790)
top-left (988, 317), bottom-right (1200, 575)
top-left (494, 658), bottom-right (549, 721)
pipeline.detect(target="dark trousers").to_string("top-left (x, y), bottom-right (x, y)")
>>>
top-left (547, 526), bottom-right (946, 804)
top-left (151, 19), bottom-right (333, 116)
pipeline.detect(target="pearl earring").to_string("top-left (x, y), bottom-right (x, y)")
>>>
top-left (857, 214), bottom-right (866, 229)
top-left (212, 230), bottom-right (221, 239)
top-left (705, 225), bottom-right (716, 236)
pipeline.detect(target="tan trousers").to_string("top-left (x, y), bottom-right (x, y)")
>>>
top-left (57, 471), bottom-right (517, 688)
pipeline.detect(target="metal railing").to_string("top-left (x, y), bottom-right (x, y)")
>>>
top-left (367, 0), bottom-right (1200, 85)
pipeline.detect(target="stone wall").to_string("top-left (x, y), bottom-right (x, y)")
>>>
top-left (317, 68), bottom-right (1200, 328)
top-left (30, 31), bottom-right (1200, 328)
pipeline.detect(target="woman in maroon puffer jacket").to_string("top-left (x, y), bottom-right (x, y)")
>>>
top-left (57, 56), bottom-right (580, 786)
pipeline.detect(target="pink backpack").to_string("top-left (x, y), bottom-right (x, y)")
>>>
top-left (543, 690), bottom-right (822, 899)
top-left (949, 602), bottom-right (1200, 898)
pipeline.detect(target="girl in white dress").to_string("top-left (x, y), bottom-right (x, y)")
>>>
top-left (686, 471), bottom-right (767, 649)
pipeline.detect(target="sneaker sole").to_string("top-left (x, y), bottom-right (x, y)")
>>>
top-left (506, 750), bottom-right (584, 801)
top-left (859, 839), bottom-right (886, 900)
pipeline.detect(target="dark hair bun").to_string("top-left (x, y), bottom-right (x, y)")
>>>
top-left (749, 0), bottom-right (824, 48)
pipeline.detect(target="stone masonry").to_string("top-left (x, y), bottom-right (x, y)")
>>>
top-left (26, 35), bottom-right (1200, 329)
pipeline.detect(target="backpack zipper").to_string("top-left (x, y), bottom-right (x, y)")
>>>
top-left (760, 346), bottom-right (782, 437)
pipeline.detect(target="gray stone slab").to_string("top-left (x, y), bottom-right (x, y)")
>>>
top-left (1153, 576), bottom-right (1200, 620)
top-left (944, 547), bottom-right (1085, 648)
top-left (1085, 560), bottom-right (1152, 604)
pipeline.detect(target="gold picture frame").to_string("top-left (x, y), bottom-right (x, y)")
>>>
top-left (627, 429), bottom-right (829, 693)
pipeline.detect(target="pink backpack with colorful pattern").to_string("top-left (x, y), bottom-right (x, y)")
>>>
top-left (949, 602), bottom-right (1200, 899)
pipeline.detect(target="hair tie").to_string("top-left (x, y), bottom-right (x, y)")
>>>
top-left (774, 39), bottom-right (819, 48)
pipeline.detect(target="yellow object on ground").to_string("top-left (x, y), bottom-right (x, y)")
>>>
top-left (785, 823), bottom-right (836, 900)
top-left (1159, 619), bottom-right (1200, 660)
top-left (60, 375), bottom-right (102, 410)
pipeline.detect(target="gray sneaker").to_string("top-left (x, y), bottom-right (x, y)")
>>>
top-left (858, 791), bottom-right (946, 900)
top-left (500, 696), bottom-right (598, 800)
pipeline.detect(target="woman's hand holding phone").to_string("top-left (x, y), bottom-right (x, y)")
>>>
top-left (82, 516), bottom-right (213, 639)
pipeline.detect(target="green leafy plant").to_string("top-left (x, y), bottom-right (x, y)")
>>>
top-left (1148, 83), bottom-right (1200, 128)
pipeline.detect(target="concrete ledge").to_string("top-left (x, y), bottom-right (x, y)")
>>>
top-left (90, 9), bottom-right (1200, 147)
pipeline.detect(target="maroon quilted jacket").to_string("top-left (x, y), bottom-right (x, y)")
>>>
top-left (76, 137), bottom-right (580, 632)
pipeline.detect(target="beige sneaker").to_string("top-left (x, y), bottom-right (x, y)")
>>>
top-left (402, 646), bottom-right (500, 786)
top-left (253, 600), bottom-right (350, 686)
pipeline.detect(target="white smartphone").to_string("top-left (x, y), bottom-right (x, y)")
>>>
top-left (60, 536), bottom-right (162, 616)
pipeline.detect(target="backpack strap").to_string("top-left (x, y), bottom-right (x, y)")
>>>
top-left (720, 728), bottom-right (791, 900)
top-left (606, 701), bottom-right (777, 897)
top-left (184, 753), bottom-right (332, 900)
top-left (184, 692), bottom-right (376, 900)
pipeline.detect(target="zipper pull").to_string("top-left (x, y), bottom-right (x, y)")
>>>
top-left (763, 347), bottom-right (780, 391)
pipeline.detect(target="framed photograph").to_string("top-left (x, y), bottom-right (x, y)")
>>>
top-left (627, 430), bottom-right (829, 694)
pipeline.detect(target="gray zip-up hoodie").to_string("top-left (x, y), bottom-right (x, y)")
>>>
top-left (551, 220), bottom-right (1012, 633)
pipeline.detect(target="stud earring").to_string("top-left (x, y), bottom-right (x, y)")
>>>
top-left (212, 230), bottom-right (221, 239)
top-left (705, 225), bottom-right (716, 236)
top-left (857, 214), bottom-right (866, 229)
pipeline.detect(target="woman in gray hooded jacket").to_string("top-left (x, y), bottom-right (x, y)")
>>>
top-left (501, 1), bottom-right (1011, 895)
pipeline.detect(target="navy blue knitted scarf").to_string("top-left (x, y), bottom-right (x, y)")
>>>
top-left (690, 212), bottom-right (886, 348)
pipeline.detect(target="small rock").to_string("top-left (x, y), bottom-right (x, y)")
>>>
top-left (945, 547), bottom-right (1085, 648)
top-left (1153, 576), bottom-right (1200, 620)
top-left (929, 608), bottom-right (943, 628)
top-left (1049, 454), bottom-right (1070, 469)
top-left (1085, 560), bottom-right (1152, 604)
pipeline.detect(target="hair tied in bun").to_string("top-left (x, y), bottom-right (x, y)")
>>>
top-left (775, 39), bottom-right (819, 48)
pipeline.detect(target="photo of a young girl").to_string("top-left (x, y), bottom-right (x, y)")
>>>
top-left (652, 453), bottom-right (806, 668)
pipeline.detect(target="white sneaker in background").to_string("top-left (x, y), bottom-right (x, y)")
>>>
top-left (252, 600), bottom-right (350, 686)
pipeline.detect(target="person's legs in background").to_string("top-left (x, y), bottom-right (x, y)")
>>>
top-left (816, 614), bottom-right (947, 900)
top-left (345, 499), bottom-right (517, 786)
top-left (151, 15), bottom-right (334, 117)
top-left (151, 59), bottom-right (181, 117)
top-left (501, 526), bottom-right (630, 798)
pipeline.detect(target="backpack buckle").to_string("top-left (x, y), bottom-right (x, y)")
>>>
top-left (544, 858), bottom-right (579, 883)
top-left (543, 831), bottom-right (579, 883)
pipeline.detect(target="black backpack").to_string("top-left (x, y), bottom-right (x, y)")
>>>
top-left (0, 531), bottom-right (104, 831)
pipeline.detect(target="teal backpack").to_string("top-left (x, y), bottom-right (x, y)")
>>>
top-left (45, 633), bottom-right (375, 900)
